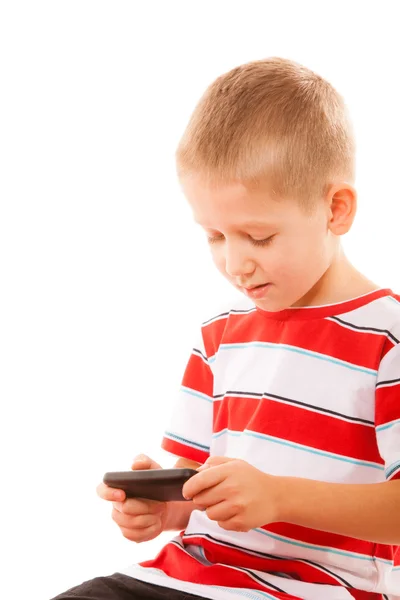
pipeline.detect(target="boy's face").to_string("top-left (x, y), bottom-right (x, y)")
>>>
top-left (182, 176), bottom-right (336, 311)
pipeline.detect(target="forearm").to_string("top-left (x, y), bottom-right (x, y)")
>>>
top-left (277, 476), bottom-right (400, 544)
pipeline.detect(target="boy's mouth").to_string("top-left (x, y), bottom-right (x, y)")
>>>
top-left (242, 283), bottom-right (271, 299)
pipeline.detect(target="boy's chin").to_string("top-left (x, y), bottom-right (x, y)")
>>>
top-left (252, 296), bottom-right (288, 313)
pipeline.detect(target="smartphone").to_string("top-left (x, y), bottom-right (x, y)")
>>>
top-left (103, 468), bottom-right (198, 502)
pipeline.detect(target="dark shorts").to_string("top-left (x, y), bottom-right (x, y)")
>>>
top-left (50, 572), bottom-right (207, 600)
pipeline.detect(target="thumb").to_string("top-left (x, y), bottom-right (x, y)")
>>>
top-left (131, 454), bottom-right (162, 470)
top-left (197, 456), bottom-right (233, 470)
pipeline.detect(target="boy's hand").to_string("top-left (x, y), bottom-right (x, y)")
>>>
top-left (182, 456), bottom-right (280, 532)
top-left (96, 454), bottom-right (168, 543)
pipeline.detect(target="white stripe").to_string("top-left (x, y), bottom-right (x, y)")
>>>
top-left (212, 344), bottom-right (377, 422)
top-left (164, 387), bottom-right (213, 452)
top-left (181, 385), bottom-right (213, 403)
top-left (210, 430), bottom-right (384, 483)
top-left (326, 315), bottom-right (391, 337)
top-left (377, 343), bottom-right (400, 383)
top-left (119, 555), bottom-right (356, 600)
top-left (376, 349), bottom-right (400, 488)
top-left (337, 295), bottom-right (400, 341)
top-left (219, 342), bottom-right (377, 375)
top-left (231, 308), bottom-right (258, 316)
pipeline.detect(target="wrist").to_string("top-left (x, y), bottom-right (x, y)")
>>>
top-left (269, 474), bottom-right (292, 523)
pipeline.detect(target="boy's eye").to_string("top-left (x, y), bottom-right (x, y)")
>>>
top-left (207, 234), bottom-right (224, 244)
top-left (207, 234), bottom-right (275, 247)
top-left (250, 235), bottom-right (275, 247)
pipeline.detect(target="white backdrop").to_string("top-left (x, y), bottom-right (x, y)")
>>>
top-left (1, 2), bottom-right (399, 599)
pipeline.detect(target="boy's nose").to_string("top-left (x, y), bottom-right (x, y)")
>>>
top-left (225, 250), bottom-right (255, 279)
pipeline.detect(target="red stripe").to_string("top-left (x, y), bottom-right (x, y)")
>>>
top-left (214, 395), bottom-right (382, 464)
top-left (349, 591), bottom-right (384, 600)
top-left (264, 523), bottom-right (377, 558)
top-left (140, 541), bottom-right (300, 599)
top-left (182, 534), bottom-right (342, 586)
top-left (202, 315), bottom-right (229, 359)
top-left (161, 438), bottom-right (209, 464)
top-left (206, 309), bottom-right (385, 371)
top-left (380, 335), bottom-right (397, 359)
top-left (181, 353), bottom-right (213, 396)
top-left (373, 543), bottom-right (396, 562)
top-left (140, 540), bottom-right (383, 598)
top-left (202, 291), bottom-right (395, 370)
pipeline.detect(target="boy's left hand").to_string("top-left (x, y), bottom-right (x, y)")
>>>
top-left (182, 456), bottom-right (281, 532)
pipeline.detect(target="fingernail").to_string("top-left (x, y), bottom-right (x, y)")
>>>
top-left (134, 454), bottom-right (146, 461)
top-left (113, 491), bottom-right (123, 500)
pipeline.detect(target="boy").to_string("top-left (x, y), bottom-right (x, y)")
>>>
top-left (53, 58), bottom-right (400, 600)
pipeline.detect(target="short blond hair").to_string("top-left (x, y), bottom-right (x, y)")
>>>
top-left (176, 57), bottom-right (355, 205)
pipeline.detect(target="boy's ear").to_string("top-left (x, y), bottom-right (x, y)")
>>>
top-left (326, 183), bottom-right (357, 235)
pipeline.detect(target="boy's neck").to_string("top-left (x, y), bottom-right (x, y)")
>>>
top-left (293, 246), bottom-right (380, 308)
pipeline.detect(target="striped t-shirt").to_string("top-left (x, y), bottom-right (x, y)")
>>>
top-left (120, 288), bottom-right (400, 600)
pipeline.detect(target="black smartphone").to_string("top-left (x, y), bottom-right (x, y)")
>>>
top-left (103, 468), bottom-right (198, 502)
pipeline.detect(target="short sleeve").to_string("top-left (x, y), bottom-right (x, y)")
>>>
top-left (375, 343), bottom-right (400, 481)
top-left (161, 327), bottom-right (214, 464)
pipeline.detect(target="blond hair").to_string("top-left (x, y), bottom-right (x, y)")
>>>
top-left (176, 57), bottom-right (355, 205)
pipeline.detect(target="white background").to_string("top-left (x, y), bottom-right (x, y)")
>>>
top-left (1, 2), bottom-right (399, 599)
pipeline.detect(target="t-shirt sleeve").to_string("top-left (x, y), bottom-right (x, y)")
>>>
top-left (161, 326), bottom-right (214, 464)
top-left (375, 342), bottom-right (400, 481)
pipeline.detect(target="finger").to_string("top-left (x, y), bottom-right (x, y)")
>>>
top-left (218, 517), bottom-right (249, 533)
top-left (120, 498), bottom-right (165, 516)
top-left (191, 485), bottom-right (226, 510)
top-left (112, 508), bottom-right (160, 530)
top-left (205, 501), bottom-right (237, 523)
top-left (197, 456), bottom-right (234, 471)
top-left (132, 454), bottom-right (162, 470)
top-left (97, 482), bottom-right (126, 501)
top-left (183, 466), bottom-right (226, 500)
top-left (119, 522), bottom-right (161, 543)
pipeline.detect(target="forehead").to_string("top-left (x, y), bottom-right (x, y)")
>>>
top-left (181, 176), bottom-right (296, 229)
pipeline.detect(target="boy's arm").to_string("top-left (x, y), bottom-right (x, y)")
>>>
top-left (277, 477), bottom-right (400, 545)
top-left (163, 456), bottom-right (202, 531)
top-left (278, 341), bottom-right (400, 544)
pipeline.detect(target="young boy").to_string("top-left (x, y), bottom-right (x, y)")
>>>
top-left (53, 58), bottom-right (400, 600)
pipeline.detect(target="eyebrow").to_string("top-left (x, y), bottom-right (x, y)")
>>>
top-left (194, 219), bottom-right (273, 229)
top-left (240, 221), bottom-right (272, 228)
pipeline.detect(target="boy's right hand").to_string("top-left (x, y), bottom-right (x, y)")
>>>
top-left (96, 454), bottom-right (168, 543)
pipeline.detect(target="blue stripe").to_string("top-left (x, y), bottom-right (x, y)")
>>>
top-left (386, 460), bottom-right (400, 479)
top-left (376, 418), bottom-right (400, 432)
top-left (212, 429), bottom-right (384, 471)
top-left (219, 342), bottom-right (377, 376)
top-left (181, 386), bottom-right (213, 403)
top-left (254, 528), bottom-right (393, 565)
top-left (388, 296), bottom-right (400, 306)
top-left (164, 431), bottom-right (210, 452)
